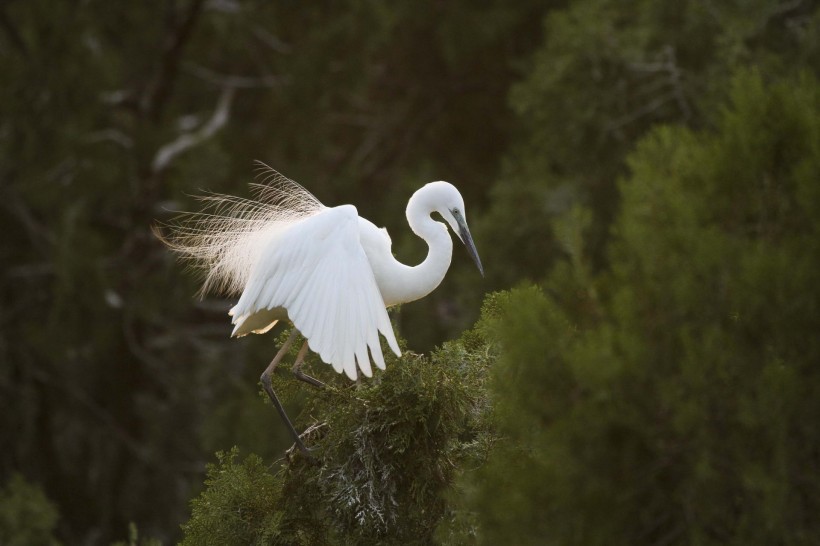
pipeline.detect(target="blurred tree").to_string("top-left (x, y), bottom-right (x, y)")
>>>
top-left (0, 474), bottom-right (61, 546)
top-left (0, 1), bottom-right (548, 543)
top-left (473, 0), bottom-right (820, 296)
top-left (457, 68), bottom-right (820, 544)
top-left (0, 2), bottom-right (254, 542)
top-left (236, 0), bottom-right (550, 349)
top-left (6, 1), bottom-right (817, 543)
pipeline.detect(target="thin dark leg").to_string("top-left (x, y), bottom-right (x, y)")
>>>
top-left (260, 375), bottom-right (311, 456)
top-left (259, 330), bottom-right (312, 457)
top-left (292, 341), bottom-right (326, 389)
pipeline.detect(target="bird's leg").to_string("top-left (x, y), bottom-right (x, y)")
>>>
top-left (292, 340), bottom-right (326, 389)
top-left (259, 330), bottom-right (313, 457)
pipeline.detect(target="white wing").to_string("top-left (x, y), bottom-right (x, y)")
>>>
top-left (229, 205), bottom-right (401, 380)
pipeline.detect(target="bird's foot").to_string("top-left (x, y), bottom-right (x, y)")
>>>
top-left (285, 443), bottom-right (318, 464)
top-left (285, 421), bottom-right (328, 464)
top-left (294, 370), bottom-right (326, 389)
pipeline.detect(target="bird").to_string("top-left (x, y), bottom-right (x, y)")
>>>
top-left (156, 163), bottom-right (484, 455)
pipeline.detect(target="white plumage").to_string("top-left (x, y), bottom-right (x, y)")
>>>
top-left (229, 205), bottom-right (399, 380)
top-left (158, 163), bottom-right (483, 382)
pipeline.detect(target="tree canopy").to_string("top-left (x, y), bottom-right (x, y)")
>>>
top-left (2, 1), bottom-right (819, 544)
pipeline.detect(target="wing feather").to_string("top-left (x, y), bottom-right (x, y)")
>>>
top-left (300, 266), bottom-right (323, 342)
top-left (230, 205), bottom-right (399, 379)
top-left (352, 279), bottom-right (372, 378)
top-left (340, 264), bottom-right (358, 379)
top-left (366, 282), bottom-right (387, 371)
top-left (316, 266), bottom-right (338, 363)
top-left (311, 267), bottom-right (332, 362)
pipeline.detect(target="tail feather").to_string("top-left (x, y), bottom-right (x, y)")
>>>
top-left (154, 163), bottom-right (325, 297)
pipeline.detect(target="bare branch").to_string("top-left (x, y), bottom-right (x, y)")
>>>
top-left (184, 62), bottom-right (290, 89)
top-left (252, 25), bottom-right (292, 53)
top-left (83, 128), bottom-right (135, 149)
top-left (151, 86), bottom-right (235, 174)
top-left (619, 45), bottom-right (691, 131)
top-left (605, 92), bottom-right (678, 135)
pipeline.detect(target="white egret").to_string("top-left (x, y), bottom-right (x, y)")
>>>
top-left (157, 163), bottom-right (483, 455)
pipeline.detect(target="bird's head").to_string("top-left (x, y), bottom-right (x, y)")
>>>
top-left (425, 181), bottom-right (484, 277)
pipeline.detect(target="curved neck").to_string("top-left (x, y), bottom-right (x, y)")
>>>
top-left (408, 202), bottom-right (454, 294)
top-left (377, 193), bottom-right (453, 307)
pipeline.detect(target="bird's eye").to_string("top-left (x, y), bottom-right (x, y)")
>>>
top-left (452, 207), bottom-right (460, 215)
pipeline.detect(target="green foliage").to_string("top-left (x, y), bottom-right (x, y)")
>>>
top-left (5, 1), bottom-right (820, 543)
top-left (1, 2), bottom-right (545, 543)
top-left (181, 333), bottom-right (495, 545)
top-left (475, 0), bottom-right (820, 293)
top-left (0, 475), bottom-right (61, 546)
top-left (458, 69), bottom-right (820, 545)
top-left (180, 448), bottom-right (285, 546)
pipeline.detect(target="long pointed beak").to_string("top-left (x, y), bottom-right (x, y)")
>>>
top-left (456, 216), bottom-right (484, 277)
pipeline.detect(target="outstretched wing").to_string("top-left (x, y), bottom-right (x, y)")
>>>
top-left (229, 205), bottom-right (401, 380)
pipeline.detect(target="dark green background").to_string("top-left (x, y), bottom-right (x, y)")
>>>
top-left (2, 1), bottom-right (818, 544)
